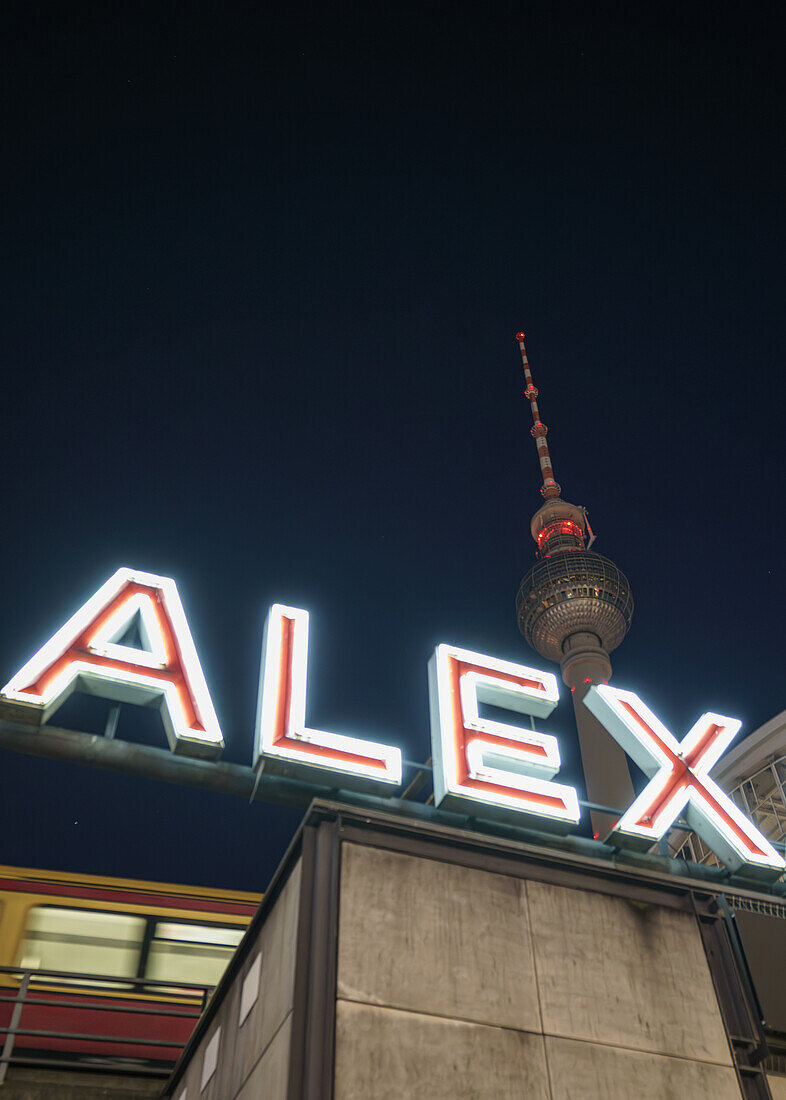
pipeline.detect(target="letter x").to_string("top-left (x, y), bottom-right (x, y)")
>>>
top-left (585, 684), bottom-right (785, 874)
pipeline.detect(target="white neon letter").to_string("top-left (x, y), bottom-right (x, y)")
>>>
top-left (427, 643), bottom-right (579, 830)
top-left (1, 568), bottom-right (223, 758)
top-left (254, 605), bottom-right (401, 791)
top-left (585, 684), bottom-right (785, 874)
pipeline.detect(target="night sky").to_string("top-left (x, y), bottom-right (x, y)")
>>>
top-left (1, 2), bottom-right (784, 891)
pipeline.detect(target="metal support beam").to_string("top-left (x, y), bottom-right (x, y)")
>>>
top-left (103, 704), bottom-right (121, 740)
top-left (0, 715), bottom-right (783, 901)
top-left (0, 716), bottom-right (445, 822)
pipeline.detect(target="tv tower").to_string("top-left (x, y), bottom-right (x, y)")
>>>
top-left (513, 332), bottom-right (635, 836)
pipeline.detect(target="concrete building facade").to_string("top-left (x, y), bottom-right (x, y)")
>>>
top-left (166, 800), bottom-right (783, 1099)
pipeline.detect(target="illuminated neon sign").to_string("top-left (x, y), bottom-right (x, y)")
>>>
top-left (0, 568), bottom-right (223, 758)
top-left (1, 568), bottom-right (782, 875)
top-left (253, 604), bottom-right (401, 792)
top-left (428, 644), bottom-right (579, 830)
top-left (584, 685), bottom-right (785, 874)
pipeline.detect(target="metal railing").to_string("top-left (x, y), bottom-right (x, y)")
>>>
top-left (0, 965), bottom-right (212, 1082)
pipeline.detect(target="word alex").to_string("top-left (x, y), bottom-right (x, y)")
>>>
top-left (2, 568), bottom-right (782, 877)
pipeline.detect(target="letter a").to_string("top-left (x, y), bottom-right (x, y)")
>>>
top-left (1, 568), bottom-right (223, 758)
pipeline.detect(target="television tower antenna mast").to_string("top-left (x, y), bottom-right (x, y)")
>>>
top-left (517, 333), bottom-right (561, 501)
top-left (514, 331), bottom-right (635, 837)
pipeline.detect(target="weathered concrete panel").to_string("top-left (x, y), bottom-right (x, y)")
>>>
top-left (334, 1000), bottom-right (550, 1100)
top-left (545, 1036), bottom-right (742, 1099)
top-left (235, 1012), bottom-right (292, 1100)
top-left (0, 1067), bottom-right (160, 1099)
top-left (768, 1076), bottom-right (786, 1100)
top-left (338, 842), bottom-right (541, 1032)
top-left (174, 858), bottom-right (301, 1100)
top-left (527, 879), bottom-right (732, 1064)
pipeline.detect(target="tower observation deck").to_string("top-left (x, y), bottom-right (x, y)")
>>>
top-left (513, 332), bottom-right (635, 835)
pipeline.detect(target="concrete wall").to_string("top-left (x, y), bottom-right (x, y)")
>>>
top-left (769, 1076), bottom-right (786, 1099)
top-left (335, 842), bottom-right (743, 1099)
top-left (170, 857), bottom-right (301, 1100)
top-left (161, 807), bottom-right (772, 1098)
top-left (0, 1066), bottom-right (160, 1099)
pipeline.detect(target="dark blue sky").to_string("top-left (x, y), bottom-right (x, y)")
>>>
top-left (1, 2), bottom-right (784, 889)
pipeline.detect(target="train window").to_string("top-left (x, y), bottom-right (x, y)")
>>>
top-left (145, 922), bottom-right (244, 987)
top-left (17, 907), bottom-right (146, 981)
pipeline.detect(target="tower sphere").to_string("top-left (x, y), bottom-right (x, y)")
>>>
top-left (516, 549), bottom-right (633, 664)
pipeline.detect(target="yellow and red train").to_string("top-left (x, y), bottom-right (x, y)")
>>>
top-left (0, 864), bottom-right (260, 1069)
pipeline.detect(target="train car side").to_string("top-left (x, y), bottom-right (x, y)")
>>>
top-left (0, 865), bottom-right (260, 1068)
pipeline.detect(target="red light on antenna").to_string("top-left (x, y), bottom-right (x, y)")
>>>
top-left (515, 331), bottom-right (526, 341)
top-left (593, 831), bottom-right (600, 840)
